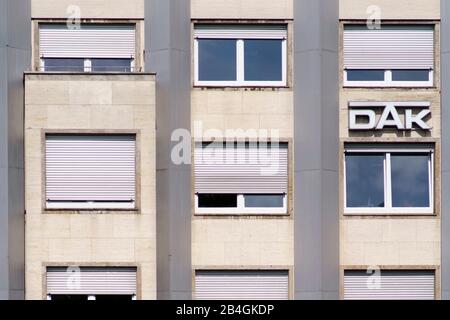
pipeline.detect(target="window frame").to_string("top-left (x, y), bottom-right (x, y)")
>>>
top-left (44, 133), bottom-right (138, 211)
top-left (41, 57), bottom-right (135, 72)
top-left (195, 193), bottom-right (287, 215)
top-left (194, 36), bottom-right (287, 87)
top-left (343, 146), bottom-right (434, 215)
top-left (344, 69), bottom-right (434, 88)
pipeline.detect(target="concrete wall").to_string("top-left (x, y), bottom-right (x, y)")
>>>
top-left (145, 0), bottom-right (192, 300)
top-left (0, 0), bottom-right (31, 300)
top-left (294, 0), bottom-right (340, 299)
top-left (191, 0), bottom-right (293, 19)
top-left (340, 0), bottom-right (439, 20)
top-left (32, 0), bottom-right (144, 19)
top-left (24, 73), bottom-right (156, 300)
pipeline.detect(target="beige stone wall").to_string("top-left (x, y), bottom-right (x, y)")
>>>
top-left (339, 0), bottom-right (440, 20)
top-left (32, 0), bottom-right (144, 19)
top-left (341, 219), bottom-right (440, 266)
top-left (192, 219), bottom-right (293, 266)
top-left (191, 0), bottom-right (293, 19)
top-left (192, 90), bottom-right (293, 139)
top-left (25, 73), bottom-right (156, 300)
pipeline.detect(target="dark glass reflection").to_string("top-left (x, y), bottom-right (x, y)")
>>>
top-left (392, 70), bottom-right (430, 82)
top-left (346, 69), bottom-right (385, 81)
top-left (244, 194), bottom-right (284, 208)
top-left (198, 39), bottom-right (236, 81)
top-left (198, 194), bottom-right (237, 208)
top-left (244, 40), bottom-right (282, 81)
top-left (391, 154), bottom-right (430, 207)
top-left (91, 59), bottom-right (132, 72)
top-left (44, 58), bottom-right (84, 72)
top-left (50, 295), bottom-right (89, 300)
top-left (346, 154), bottom-right (385, 208)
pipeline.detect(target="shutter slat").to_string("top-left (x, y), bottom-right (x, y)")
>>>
top-left (344, 270), bottom-right (435, 300)
top-left (195, 271), bottom-right (289, 300)
top-left (45, 135), bottom-right (136, 202)
top-left (343, 25), bottom-right (434, 69)
top-left (194, 143), bottom-right (288, 194)
top-left (47, 267), bottom-right (136, 295)
top-left (40, 24), bottom-right (135, 58)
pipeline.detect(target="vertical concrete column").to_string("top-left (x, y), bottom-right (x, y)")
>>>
top-left (145, 0), bottom-right (192, 299)
top-left (294, 0), bottom-right (340, 299)
top-left (441, 0), bottom-right (450, 300)
top-left (0, 0), bottom-right (30, 300)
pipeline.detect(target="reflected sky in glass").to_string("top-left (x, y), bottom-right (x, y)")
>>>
top-left (91, 59), bottom-right (132, 72)
top-left (391, 154), bottom-right (430, 207)
top-left (245, 194), bottom-right (284, 207)
top-left (244, 40), bottom-right (282, 81)
top-left (44, 58), bottom-right (84, 72)
top-left (391, 70), bottom-right (430, 81)
top-left (346, 154), bottom-right (385, 208)
top-left (198, 39), bottom-right (236, 81)
top-left (346, 69), bottom-right (385, 81)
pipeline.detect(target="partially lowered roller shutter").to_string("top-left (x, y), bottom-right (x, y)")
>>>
top-left (195, 142), bottom-right (288, 194)
top-left (195, 271), bottom-right (289, 300)
top-left (46, 267), bottom-right (137, 296)
top-left (39, 24), bottom-right (135, 58)
top-left (343, 25), bottom-right (434, 70)
top-left (344, 270), bottom-right (435, 300)
top-left (45, 135), bottom-right (136, 203)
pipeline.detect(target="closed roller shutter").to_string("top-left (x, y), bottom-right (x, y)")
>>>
top-left (47, 267), bottom-right (136, 295)
top-left (45, 135), bottom-right (136, 202)
top-left (343, 25), bottom-right (434, 69)
top-left (195, 271), bottom-right (289, 300)
top-left (344, 270), bottom-right (435, 300)
top-left (39, 24), bottom-right (135, 58)
top-left (194, 24), bottom-right (287, 39)
top-left (195, 142), bottom-right (288, 194)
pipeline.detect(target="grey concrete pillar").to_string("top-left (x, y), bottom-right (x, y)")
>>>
top-left (293, 0), bottom-right (340, 299)
top-left (441, 0), bottom-right (450, 300)
top-left (0, 0), bottom-right (30, 300)
top-left (145, 0), bottom-right (192, 299)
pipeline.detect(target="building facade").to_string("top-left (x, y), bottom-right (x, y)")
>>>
top-left (0, 0), bottom-right (447, 300)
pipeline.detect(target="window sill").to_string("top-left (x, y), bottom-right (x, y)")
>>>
top-left (193, 85), bottom-right (290, 90)
top-left (43, 208), bottom-right (140, 214)
top-left (194, 212), bottom-right (290, 217)
top-left (343, 85), bottom-right (437, 90)
top-left (343, 212), bottom-right (436, 217)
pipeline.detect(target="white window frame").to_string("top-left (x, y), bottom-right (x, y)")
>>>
top-left (47, 294), bottom-right (137, 300)
top-left (195, 194), bottom-right (287, 215)
top-left (194, 38), bottom-right (287, 87)
top-left (46, 201), bottom-right (136, 210)
top-left (344, 69), bottom-right (434, 87)
top-left (344, 147), bottom-right (434, 215)
top-left (40, 57), bottom-right (135, 72)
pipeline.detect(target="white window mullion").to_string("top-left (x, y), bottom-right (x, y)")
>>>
top-left (385, 70), bottom-right (392, 85)
top-left (84, 59), bottom-right (92, 72)
top-left (385, 153), bottom-right (392, 210)
top-left (237, 39), bottom-right (245, 84)
top-left (237, 194), bottom-right (245, 210)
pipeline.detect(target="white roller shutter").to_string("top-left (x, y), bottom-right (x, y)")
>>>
top-left (195, 271), bottom-right (289, 300)
top-left (194, 24), bottom-right (287, 39)
top-left (344, 270), bottom-right (435, 300)
top-left (45, 135), bottom-right (136, 202)
top-left (195, 142), bottom-right (288, 194)
top-left (47, 267), bottom-right (136, 295)
top-left (39, 24), bottom-right (136, 58)
top-left (344, 25), bottom-right (434, 69)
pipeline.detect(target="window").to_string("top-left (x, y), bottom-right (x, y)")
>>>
top-left (46, 267), bottom-right (137, 300)
top-left (194, 25), bottom-right (287, 86)
top-left (344, 270), bottom-right (435, 300)
top-left (39, 24), bottom-right (136, 72)
top-left (45, 135), bottom-right (136, 210)
top-left (195, 270), bottom-right (289, 300)
top-left (195, 141), bottom-right (289, 214)
top-left (344, 145), bottom-right (433, 215)
top-left (343, 25), bottom-right (434, 87)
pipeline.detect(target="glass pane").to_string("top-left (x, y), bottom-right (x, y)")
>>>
top-left (95, 295), bottom-right (134, 301)
top-left (244, 40), bottom-right (283, 81)
top-left (346, 154), bottom-right (385, 208)
top-left (91, 59), bottom-right (132, 72)
top-left (391, 154), bottom-right (430, 207)
top-left (198, 39), bottom-right (236, 81)
top-left (346, 70), bottom-right (385, 81)
top-left (198, 194), bottom-right (237, 208)
top-left (244, 194), bottom-right (284, 208)
top-left (392, 70), bottom-right (430, 81)
top-left (44, 58), bottom-right (84, 72)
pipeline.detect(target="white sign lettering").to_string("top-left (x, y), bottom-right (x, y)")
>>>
top-left (349, 103), bottom-right (431, 131)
